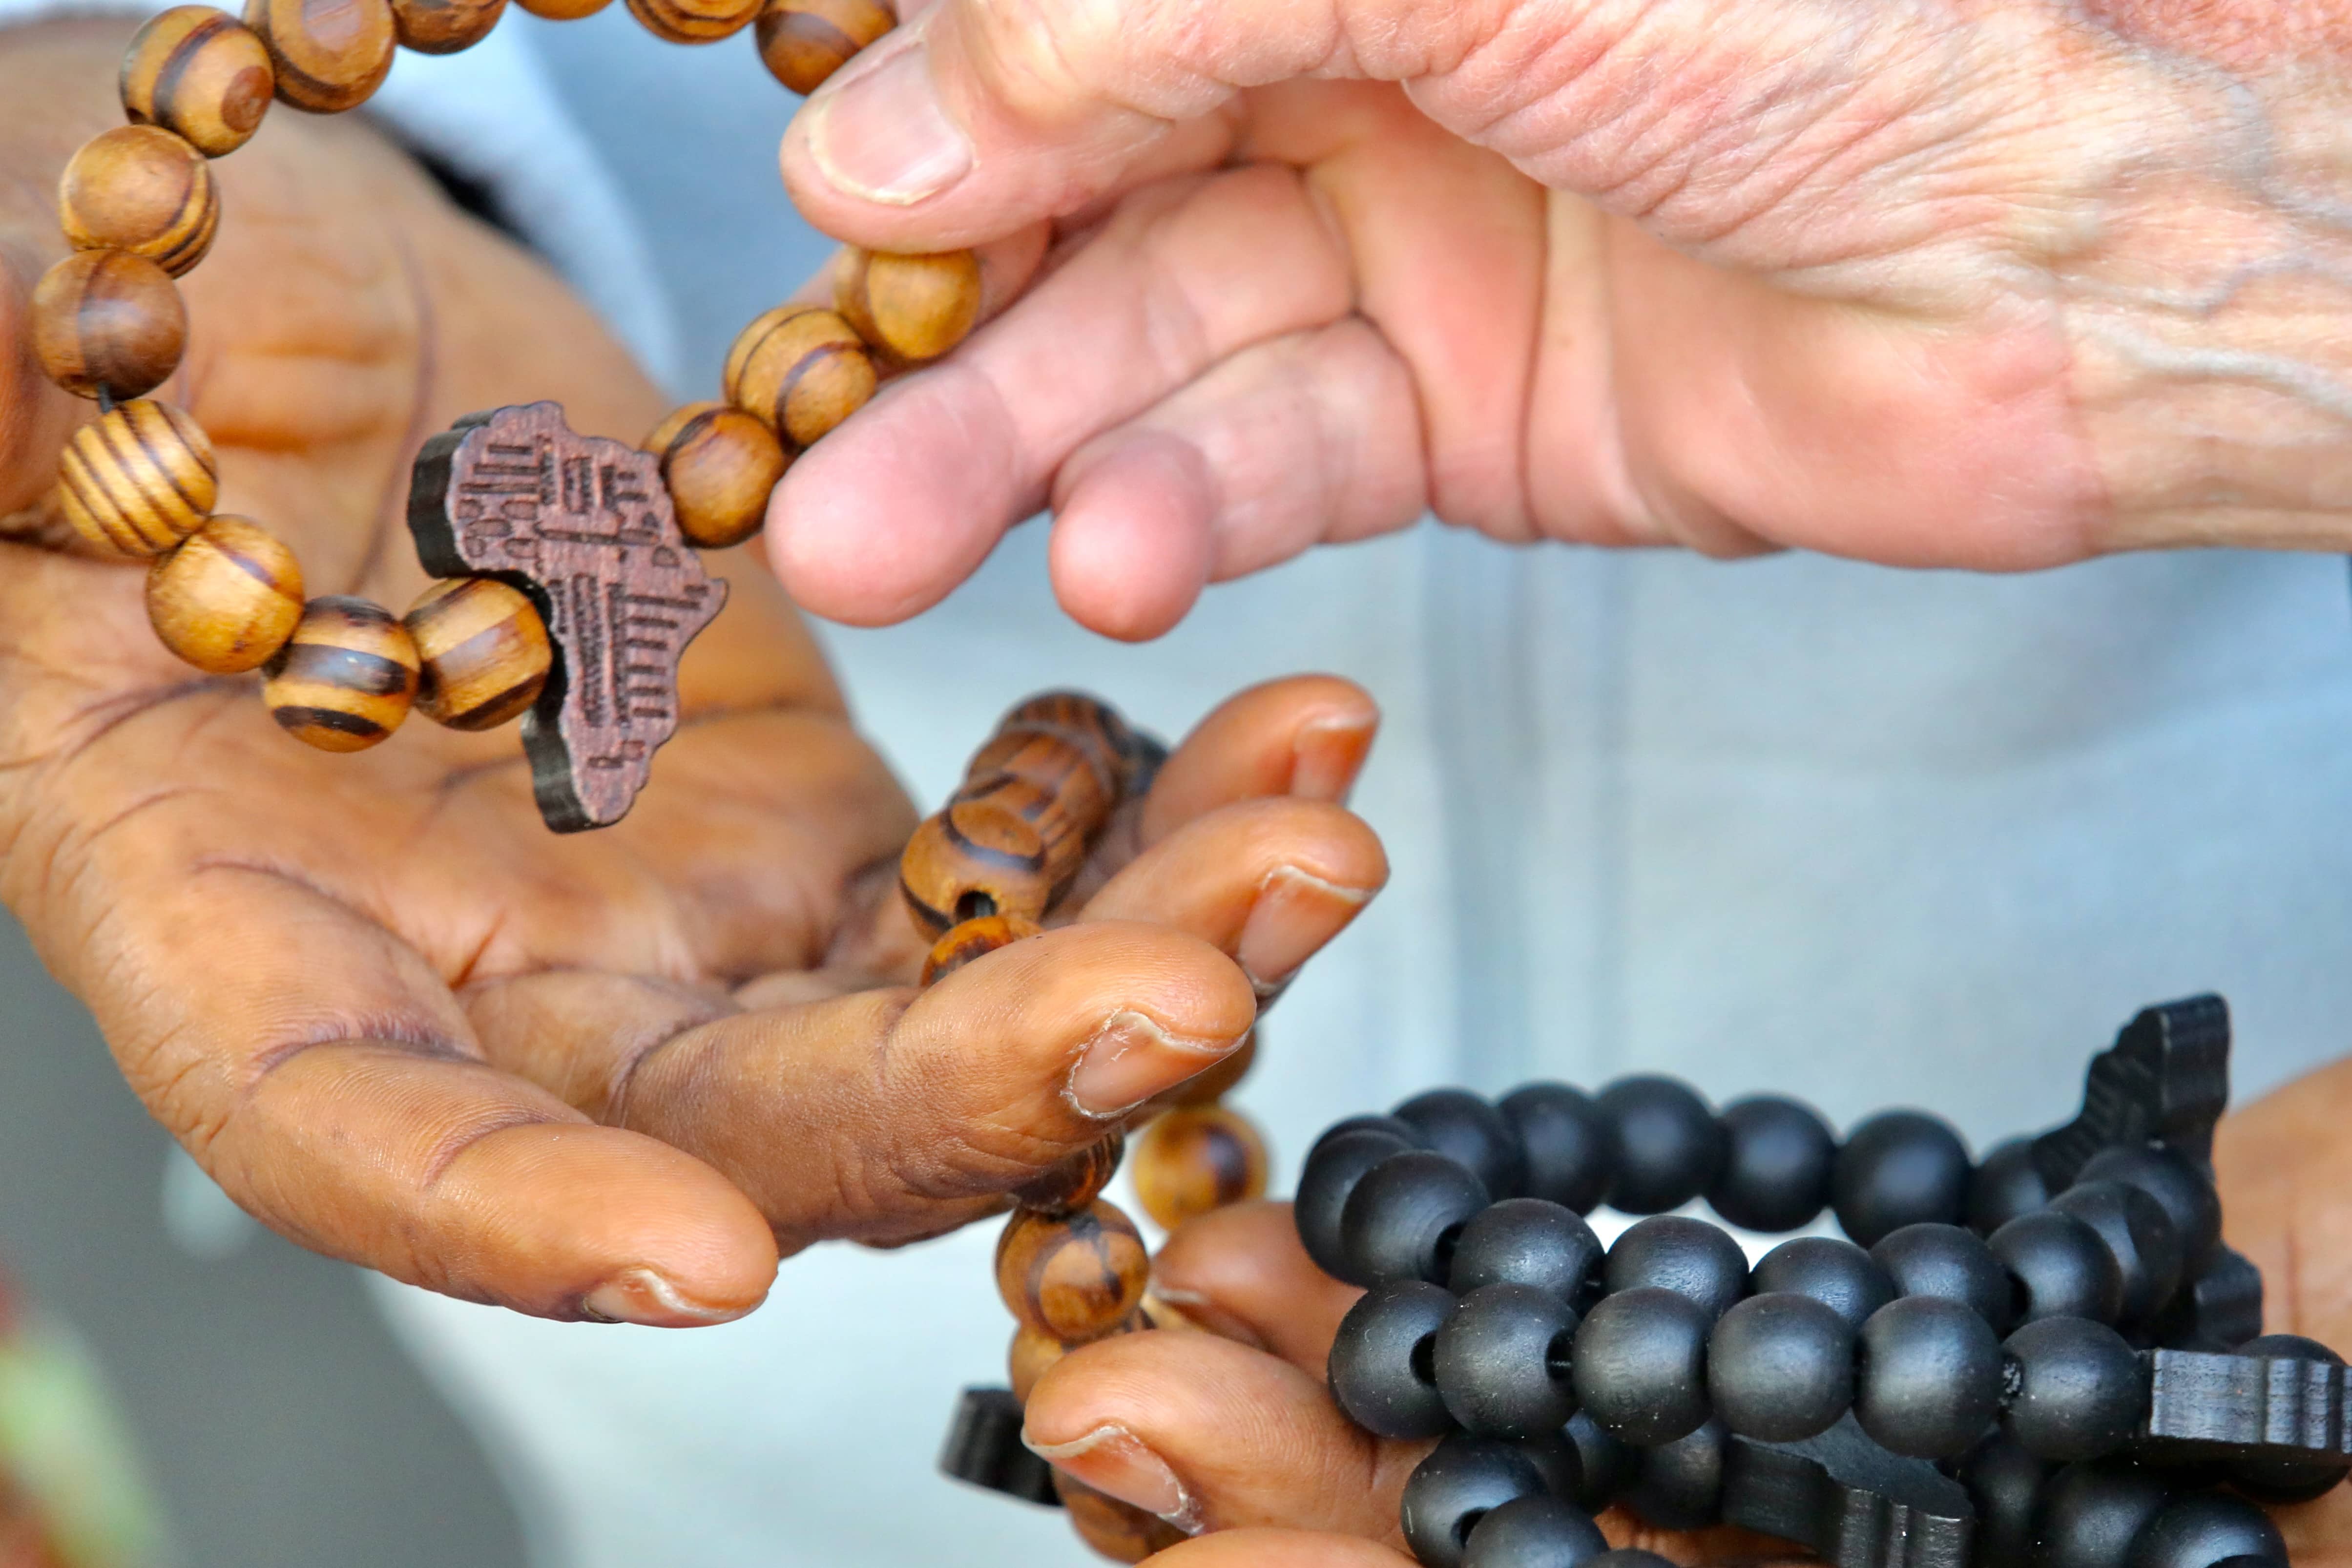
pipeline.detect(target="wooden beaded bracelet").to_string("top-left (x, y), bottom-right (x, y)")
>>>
top-left (34, 0), bottom-right (967, 831)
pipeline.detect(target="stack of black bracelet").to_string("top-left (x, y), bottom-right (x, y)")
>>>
top-left (1298, 996), bottom-right (2347, 1568)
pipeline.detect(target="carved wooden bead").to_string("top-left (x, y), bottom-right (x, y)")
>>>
top-left (643, 402), bottom-right (787, 549)
top-left (263, 596), bottom-right (419, 751)
top-left (834, 246), bottom-right (982, 365)
top-left (389, 0), bottom-right (505, 52)
top-left (513, 0), bottom-right (610, 18)
top-left (404, 577), bottom-right (550, 731)
top-left (1015, 1133), bottom-right (1125, 1219)
top-left (243, 0), bottom-right (395, 113)
top-left (121, 7), bottom-right (276, 158)
top-left (918, 912), bottom-right (1043, 987)
top-left (147, 515), bottom-right (303, 672)
top-left (995, 1199), bottom-right (1148, 1342)
top-left (58, 399), bottom-right (216, 556)
top-left (753, 0), bottom-right (890, 94)
top-left (31, 249), bottom-right (186, 401)
top-left (722, 304), bottom-right (875, 451)
top-left (60, 126), bottom-right (219, 278)
top-left (1133, 1106), bottom-right (1269, 1231)
top-left (625, 0), bottom-right (755, 42)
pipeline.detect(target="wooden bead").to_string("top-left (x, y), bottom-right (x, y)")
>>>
top-left (121, 7), bottom-right (276, 158)
top-left (624, 0), bottom-right (755, 42)
top-left (642, 402), bottom-right (788, 549)
top-left (513, 0), bottom-right (610, 18)
top-left (1015, 1132), bottom-right (1125, 1219)
top-left (1164, 1029), bottom-right (1256, 1108)
top-left (984, 690), bottom-right (1142, 794)
top-left (263, 596), bottom-right (418, 751)
top-left (243, 0), bottom-right (395, 113)
top-left (404, 577), bottom-right (550, 731)
top-left (147, 515), bottom-right (303, 672)
top-left (995, 1199), bottom-right (1148, 1342)
top-left (57, 399), bottom-right (216, 556)
top-left (722, 304), bottom-right (875, 451)
top-left (60, 126), bottom-right (220, 278)
top-left (1008, 1324), bottom-right (1065, 1405)
top-left (898, 779), bottom-right (1082, 935)
top-left (753, 0), bottom-right (890, 94)
top-left (918, 912), bottom-right (1042, 987)
top-left (31, 249), bottom-right (186, 401)
top-left (1132, 1106), bottom-right (1269, 1231)
top-left (966, 729), bottom-right (1117, 833)
top-left (1053, 1472), bottom-right (1186, 1564)
top-left (389, 0), bottom-right (506, 52)
top-left (834, 246), bottom-right (982, 366)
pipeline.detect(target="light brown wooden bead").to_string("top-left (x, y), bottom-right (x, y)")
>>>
top-left (243, 0), bottom-right (395, 113)
top-left (57, 399), bottom-right (216, 556)
top-left (1007, 1324), bottom-right (1065, 1406)
top-left (263, 595), bottom-right (418, 751)
top-left (753, 0), bottom-right (890, 94)
top-left (834, 246), bottom-right (981, 366)
top-left (121, 7), bottom-right (276, 158)
top-left (146, 515), bottom-right (303, 672)
top-left (1161, 1029), bottom-right (1256, 1108)
top-left (404, 577), bottom-right (550, 731)
top-left (898, 778), bottom-right (1084, 935)
top-left (917, 912), bottom-right (1042, 988)
top-left (624, 0), bottom-right (755, 42)
top-left (1053, 1472), bottom-right (1186, 1564)
top-left (513, 0), bottom-right (611, 18)
top-left (1131, 1106), bottom-right (1269, 1232)
top-left (981, 689), bottom-right (1144, 795)
top-left (642, 402), bottom-right (788, 549)
top-left (31, 250), bottom-right (186, 401)
top-left (1014, 1131), bottom-right (1124, 1219)
top-left (389, 0), bottom-right (505, 52)
top-left (995, 1199), bottom-right (1148, 1343)
top-left (60, 126), bottom-right (220, 279)
top-left (722, 304), bottom-right (875, 451)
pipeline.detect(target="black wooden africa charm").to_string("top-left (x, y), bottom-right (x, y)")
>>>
top-left (408, 403), bottom-right (727, 833)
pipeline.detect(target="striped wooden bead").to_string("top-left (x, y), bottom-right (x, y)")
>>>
top-left (242, 0), bottom-right (395, 113)
top-left (753, 0), bottom-right (891, 94)
top-left (624, 0), bottom-right (755, 42)
top-left (404, 577), bottom-right (550, 731)
top-left (898, 779), bottom-right (1083, 935)
top-left (722, 304), bottom-right (875, 451)
top-left (642, 402), bottom-right (787, 549)
top-left (1014, 1132), bottom-right (1125, 1219)
top-left (513, 0), bottom-right (610, 18)
top-left (917, 912), bottom-right (1042, 987)
top-left (834, 246), bottom-right (981, 365)
top-left (389, 0), bottom-right (505, 52)
top-left (263, 596), bottom-right (418, 751)
top-left (963, 729), bottom-right (1116, 841)
top-left (982, 690), bottom-right (1143, 795)
top-left (1131, 1106), bottom-right (1269, 1231)
top-left (60, 126), bottom-right (220, 278)
top-left (58, 399), bottom-right (216, 556)
top-left (30, 249), bottom-right (185, 401)
top-left (994, 1199), bottom-right (1148, 1342)
top-left (147, 516), bottom-right (303, 672)
top-left (120, 7), bottom-right (276, 157)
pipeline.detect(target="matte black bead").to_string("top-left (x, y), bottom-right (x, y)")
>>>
top-left (1450, 1198), bottom-right (1603, 1304)
top-left (1597, 1076), bottom-right (1723, 1215)
top-left (1561, 1409), bottom-right (1636, 1512)
top-left (1622, 1418), bottom-right (1726, 1530)
top-left (1328, 1280), bottom-right (1457, 1439)
top-left (1854, 1296), bottom-right (2003, 1459)
top-left (2050, 1180), bottom-right (2183, 1327)
top-left (1513, 1433), bottom-right (1585, 1505)
top-left (2225, 1334), bottom-right (2352, 1503)
top-left (1501, 1083), bottom-right (1617, 1214)
top-left (1397, 1089), bottom-right (1528, 1201)
top-left (1568, 1286), bottom-right (1711, 1446)
top-left (1960, 1430), bottom-right (2049, 1568)
top-left (2078, 1146), bottom-right (2222, 1274)
top-left (1873, 1222), bottom-right (2015, 1332)
top-left (1342, 1150), bottom-right (1492, 1287)
top-left (1750, 1235), bottom-right (1896, 1331)
top-left (1586, 1553), bottom-right (1675, 1568)
top-left (1462, 1495), bottom-right (1608, 1568)
top-left (2001, 1317), bottom-right (2146, 1463)
top-left (1708, 1292), bottom-right (1856, 1442)
top-left (1709, 1094), bottom-right (1836, 1233)
top-left (1990, 1210), bottom-right (2124, 1325)
top-left (2127, 1493), bottom-right (2287, 1568)
top-left (1311, 1113), bottom-right (1422, 1160)
top-left (1436, 1283), bottom-right (1582, 1439)
top-left (1401, 1434), bottom-right (1549, 1568)
top-left (1298, 1127), bottom-right (1419, 1283)
top-left (2032, 1460), bottom-right (2171, 1568)
top-left (1603, 1214), bottom-right (1748, 1319)
top-left (1969, 1136), bottom-right (2051, 1236)
top-left (1833, 1110), bottom-right (1973, 1247)
top-left (939, 1386), bottom-right (1064, 1506)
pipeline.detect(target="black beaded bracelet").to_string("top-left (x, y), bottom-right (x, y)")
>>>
top-left (1296, 996), bottom-right (2344, 1568)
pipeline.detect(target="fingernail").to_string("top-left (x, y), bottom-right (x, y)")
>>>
top-left (1024, 1423), bottom-right (1203, 1533)
top-left (1068, 1010), bottom-right (1238, 1117)
top-left (1291, 713), bottom-right (1375, 803)
top-left (581, 1267), bottom-right (752, 1328)
top-left (806, 31), bottom-right (974, 205)
top-left (1237, 864), bottom-right (1372, 995)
